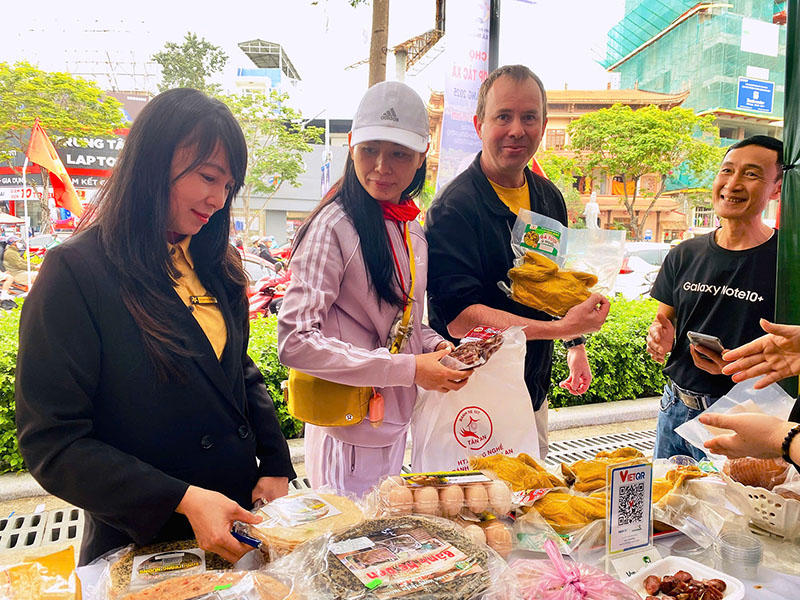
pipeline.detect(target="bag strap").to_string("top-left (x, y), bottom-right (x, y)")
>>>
top-left (389, 224), bottom-right (415, 355)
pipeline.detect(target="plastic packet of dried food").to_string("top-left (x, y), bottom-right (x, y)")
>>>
top-left (83, 540), bottom-right (242, 600)
top-left (508, 208), bottom-right (625, 295)
top-left (118, 571), bottom-right (296, 600)
top-left (510, 539), bottom-right (640, 600)
top-left (234, 488), bottom-right (364, 561)
top-left (268, 515), bottom-right (520, 599)
top-left (0, 547), bottom-right (80, 600)
top-left (675, 380), bottom-right (794, 459)
top-left (439, 326), bottom-right (508, 371)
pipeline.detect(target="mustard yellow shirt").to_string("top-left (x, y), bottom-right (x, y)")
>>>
top-left (489, 179), bottom-right (530, 216)
top-left (169, 236), bottom-right (227, 360)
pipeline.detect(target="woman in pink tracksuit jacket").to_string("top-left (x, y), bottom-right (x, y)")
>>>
top-left (278, 82), bottom-right (473, 496)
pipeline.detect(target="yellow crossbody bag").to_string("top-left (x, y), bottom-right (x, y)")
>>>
top-left (285, 225), bottom-right (415, 427)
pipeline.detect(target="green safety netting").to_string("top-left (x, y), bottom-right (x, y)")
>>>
top-left (604, 1), bottom-right (786, 119)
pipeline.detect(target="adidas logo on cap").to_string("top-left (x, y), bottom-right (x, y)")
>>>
top-left (380, 108), bottom-right (399, 122)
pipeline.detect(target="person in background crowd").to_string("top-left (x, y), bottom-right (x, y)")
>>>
top-left (425, 65), bottom-right (609, 459)
top-left (646, 135), bottom-right (783, 460)
top-left (278, 81), bottom-right (472, 496)
top-left (1, 235), bottom-right (37, 298)
top-left (16, 88), bottom-right (294, 565)
top-left (257, 236), bottom-right (278, 265)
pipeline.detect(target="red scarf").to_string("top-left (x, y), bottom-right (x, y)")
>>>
top-left (380, 197), bottom-right (421, 222)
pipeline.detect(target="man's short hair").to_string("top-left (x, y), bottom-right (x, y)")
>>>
top-left (476, 65), bottom-right (548, 122)
top-left (724, 135), bottom-right (784, 181)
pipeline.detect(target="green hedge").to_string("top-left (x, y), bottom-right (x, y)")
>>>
top-left (549, 298), bottom-right (667, 407)
top-left (247, 317), bottom-right (303, 440)
top-left (0, 307), bottom-right (22, 473)
top-left (0, 299), bottom-right (666, 472)
top-left (248, 298), bottom-right (667, 433)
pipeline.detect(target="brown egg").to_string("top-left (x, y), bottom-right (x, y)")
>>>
top-left (413, 486), bottom-right (440, 514)
top-left (379, 475), bottom-right (404, 501)
top-left (387, 485), bottom-right (413, 514)
top-left (439, 485), bottom-right (465, 517)
top-left (486, 480), bottom-right (512, 515)
top-left (464, 524), bottom-right (486, 545)
top-left (464, 484), bottom-right (488, 514)
top-left (484, 521), bottom-right (513, 558)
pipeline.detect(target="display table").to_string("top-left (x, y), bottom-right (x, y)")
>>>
top-left (509, 532), bottom-right (800, 600)
top-left (652, 535), bottom-right (800, 600)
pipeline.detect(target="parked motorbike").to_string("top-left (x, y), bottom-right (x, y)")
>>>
top-left (248, 261), bottom-right (291, 319)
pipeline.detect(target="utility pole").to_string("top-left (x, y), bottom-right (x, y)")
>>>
top-left (488, 0), bottom-right (501, 72)
top-left (368, 0), bottom-right (390, 86)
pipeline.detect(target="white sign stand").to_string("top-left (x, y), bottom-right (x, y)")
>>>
top-left (605, 458), bottom-right (659, 578)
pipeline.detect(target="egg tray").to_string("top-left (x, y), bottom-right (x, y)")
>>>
top-left (378, 476), bottom-right (513, 519)
top-left (721, 472), bottom-right (800, 539)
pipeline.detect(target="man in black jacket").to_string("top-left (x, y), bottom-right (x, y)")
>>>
top-left (426, 65), bottom-right (610, 458)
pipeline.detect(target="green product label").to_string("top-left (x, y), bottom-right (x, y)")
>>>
top-left (520, 224), bottom-right (561, 256)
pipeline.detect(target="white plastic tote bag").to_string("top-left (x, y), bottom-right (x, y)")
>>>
top-left (410, 326), bottom-right (539, 472)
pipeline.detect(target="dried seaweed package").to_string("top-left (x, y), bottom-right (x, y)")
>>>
top-left (277, 515), bottom-right (518, 599)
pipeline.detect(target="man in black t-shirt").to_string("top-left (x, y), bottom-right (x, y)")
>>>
top-left (646, 135), bottom-right (783, 460)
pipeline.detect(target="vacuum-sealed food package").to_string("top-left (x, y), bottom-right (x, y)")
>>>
top-left (100, 541), bottom-right (231, 598)
top-left (500, 209), bottom-right (624, 316)
top-left (238, 490), bottom-right (363, 559)
top-left (0, 547), bottom-right (79, 600)
top-left (277, 515), bottom-right (517, 599)
top-left (439, 326), bottom-right (506, 371)
top-left (117, 571), bottom-right (298, 600)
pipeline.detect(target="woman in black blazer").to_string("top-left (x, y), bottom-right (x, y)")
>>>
top-left (15, 88), bottom-right (295, 565)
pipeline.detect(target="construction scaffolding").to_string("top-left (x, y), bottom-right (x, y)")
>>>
top-left (604, 0), bottom-right (787, 118)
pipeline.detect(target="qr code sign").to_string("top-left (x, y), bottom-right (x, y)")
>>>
top-left (617, 482), bottom-right (645, 526)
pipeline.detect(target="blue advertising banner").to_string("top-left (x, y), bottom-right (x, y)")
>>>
top-left (436, 0), bottom-right (490, 190)
top-left (736, 77), bottom-right (775, 114)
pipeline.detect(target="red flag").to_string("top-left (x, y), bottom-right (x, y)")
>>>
top-left (25, 120), bottom-right (84, 217)
top-left (530, 156), bottom-right (547, 179)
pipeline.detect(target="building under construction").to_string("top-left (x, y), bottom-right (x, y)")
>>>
top-left (604, 0), bottom-right (785, 142)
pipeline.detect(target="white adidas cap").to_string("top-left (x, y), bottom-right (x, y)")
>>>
top-left (350, 81), bottom-right (430, 153)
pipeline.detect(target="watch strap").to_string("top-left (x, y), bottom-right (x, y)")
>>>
top-left (563, 335), bottom-right (586, 349)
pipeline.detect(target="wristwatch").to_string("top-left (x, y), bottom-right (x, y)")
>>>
top-left (563, 336), bottom-right (586, 349)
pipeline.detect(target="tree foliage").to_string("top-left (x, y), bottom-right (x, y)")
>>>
top-left (567, 104), bottom-right (723, 240)
top-left (0, 61), bottom-right (127, 229)
top-left (537, 151), bottom-right (586, 225)
top-left (219, 91), bottom-right (323, 234)
top-left (152, 32), bottom-right (228, 94)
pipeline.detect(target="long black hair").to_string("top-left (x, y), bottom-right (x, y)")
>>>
top-left (294, 152), bottom-right (426, 308)
top-left (79, 88), bottom-right (248, 379)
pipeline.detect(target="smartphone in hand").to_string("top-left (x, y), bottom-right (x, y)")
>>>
top-left (687, 331), bottom-right (725, 354)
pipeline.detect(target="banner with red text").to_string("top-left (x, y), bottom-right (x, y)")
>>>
top-left (436, 0), bottom-right (490, 190)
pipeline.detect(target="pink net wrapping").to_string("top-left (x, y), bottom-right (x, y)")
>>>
top-left (509, 540), bottom-right (640, 600)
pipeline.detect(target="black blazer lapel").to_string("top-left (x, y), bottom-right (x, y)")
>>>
top-left (168, 287), bottom-right (241, 414)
